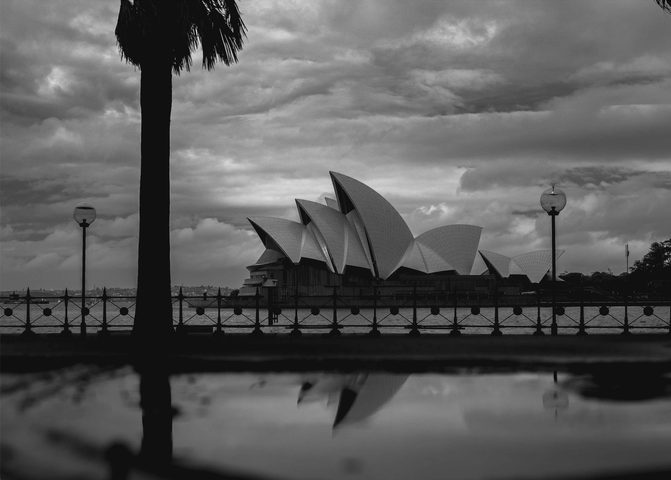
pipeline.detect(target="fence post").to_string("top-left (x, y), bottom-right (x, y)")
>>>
top-left (100, 287), bottom-right (109, 335)
top-left (577, 288), bottom-right (587, 336)
top-left (329, 286), bottom-right (340, 336)
top-left (450, 289), bottom-right (460, 336)
top-left (252, 286), bottom-right (263, 335)
top-left (267, 286), bottom-right (273, 326)
top-left (22, 288), bottom-right (33, 336)
top-left (534, 290), bottom-right (544, 335)
top-left (622, 293), bottom-right (630, 335)
top-left (551, 285), bottom-right (558, 337)
top-left (491, 281), bottom-right (502, 336)
top-left (215, 288), bottom-right (224, 335)
top-left (369, 285), bottom-right (381, 336)
top-left (79, 287), bottom-right (87, 337)
top-left (409, 283), bottom-right (420, 336)
top-left (290, 287), bottom-right (301, 335)
top-left (61, 289), bottom-right (71, 336)
top-left (176, 287), bottom-right (184, 334)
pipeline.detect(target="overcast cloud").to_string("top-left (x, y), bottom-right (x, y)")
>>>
top-left (1, 0), bottom-right (670, 289)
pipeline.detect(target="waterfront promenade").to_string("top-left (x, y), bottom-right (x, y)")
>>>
top-left (2, 333), bottom-right (670, 372)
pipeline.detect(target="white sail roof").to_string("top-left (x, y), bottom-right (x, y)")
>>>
top-left (296, 199), bottom-right (370, 274)
top-left (330, 172), bottom-right (414, 279)
top-left (400, 240), bottom-right (455, 273)
top-left (252, 248), bottom-right (285, 267)
top-left (400, 241), bottom-right (431, 273)
top-left (415, 225), bottom-right (482, 275)
top-left (479, 250), bottom-right (512, 277)
top-left (247, 217), bottom-right (325, 264)
top-left (478, 248), bottom-right (566, 283)
top-left (512, 249), bottom-right (565, 284)
top-left (324, 197), bottom-right (339, 210)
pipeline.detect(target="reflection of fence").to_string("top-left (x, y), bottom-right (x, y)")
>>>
top-left (1, 287), bottom-right (670, 336)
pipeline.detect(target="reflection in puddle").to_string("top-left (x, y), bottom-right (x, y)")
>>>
top-left (296, 374), bottom-right (408, 428)
top-left (2, 368), bottom-right (671, 480)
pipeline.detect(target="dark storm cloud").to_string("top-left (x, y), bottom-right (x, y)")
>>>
top-left (0, 176), bottom-right (90, 207)
top-left (460, 165), bottom-right (659, 192)
top-left (2, 0), bottom-right (671, 288)
top-left (1, 1), bottom-right (136, 124)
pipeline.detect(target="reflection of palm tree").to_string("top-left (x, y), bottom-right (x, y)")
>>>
top-left (115, 1), bottom-right (246, 339)
top-left (139, 366), bottom-right (173, 469)
top-left (656, 1), bottom-right (671, 13)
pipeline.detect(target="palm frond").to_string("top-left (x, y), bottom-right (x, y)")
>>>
top-left (115, 0), bottom-right (147, 67)
top-left (656, 0), bottom-right (671, 13)
top-left (115, 0), bottom-right (246, 73)
top-left (194, 0), bottom-right (247, 71)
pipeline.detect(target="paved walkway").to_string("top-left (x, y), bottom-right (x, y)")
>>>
top-left (2, 333), bottom-right (670, 372)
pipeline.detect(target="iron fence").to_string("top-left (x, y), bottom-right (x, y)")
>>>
top-left (1, 287), bottom-right (670, 336)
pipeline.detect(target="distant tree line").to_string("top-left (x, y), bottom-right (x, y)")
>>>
top-left (560, 238), bottom-right (671, 298)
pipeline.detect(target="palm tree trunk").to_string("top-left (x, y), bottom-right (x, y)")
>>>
top-left (134, 55), bottom-right (174, 340)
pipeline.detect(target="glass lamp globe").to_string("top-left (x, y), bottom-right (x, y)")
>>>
top-left (73, 204), bottom-right (96, 227)
top-left (540, 185), bottom-right (567, 214)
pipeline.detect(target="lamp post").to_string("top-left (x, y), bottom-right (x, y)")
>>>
top-left (540, 185), bottom-right (566, 336)
top-left (73, 205), bottom-right (96, 336)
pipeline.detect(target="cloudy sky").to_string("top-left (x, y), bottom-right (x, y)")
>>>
top-left (1, 0), bottom-right (670, 290)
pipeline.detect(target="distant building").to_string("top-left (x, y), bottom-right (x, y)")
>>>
top-left (240, 172), bottom-right (486, 297)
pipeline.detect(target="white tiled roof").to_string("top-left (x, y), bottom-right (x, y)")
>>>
top-left (324, 197), bottom-right (339, 210)
top-left (478, 248), bottom-right (566, 283)
top-left (512, 249), bottom-right (565, 284)
top-left (296, 199), bottom-right (371, 273)
top-left (330, 172), bottom-right (414, 279)
top-left (246, 173), bottom-right (487, 279)
top-left (479, 250), bottom-right (512, 277)
top-left (247, 216), bottom-right (326, 264)
top-left (415, 225), bottom-right (482, 275)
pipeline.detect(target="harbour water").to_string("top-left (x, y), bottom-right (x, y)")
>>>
top-left (2, 368), bottom-right (671, 479)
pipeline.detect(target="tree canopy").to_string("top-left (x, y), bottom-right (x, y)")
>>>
top-left (631, 238), bottom-right (671, 277)
top-left (115, 0), bottom-right (246, 73)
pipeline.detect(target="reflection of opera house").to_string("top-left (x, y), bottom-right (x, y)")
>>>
top-left (239, 172), bottom-right (560, 298)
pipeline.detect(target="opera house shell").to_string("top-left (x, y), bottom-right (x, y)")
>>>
top-left (242, 172), bottom-right (483, 293)
top-left (478, 249), bottom-right (565, 284)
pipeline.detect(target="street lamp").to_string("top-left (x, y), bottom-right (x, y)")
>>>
top-left (73, 204), bottom-right (96, 336)
top-left (540, 185), bottom-right (566, 336)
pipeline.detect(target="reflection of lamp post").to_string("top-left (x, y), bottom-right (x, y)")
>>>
top-left (542, 371), bottom-right (569, 421)
top-left (541, 185), bottom-right (566, 336)
top-left (73, 205), bottom-right (96, 336)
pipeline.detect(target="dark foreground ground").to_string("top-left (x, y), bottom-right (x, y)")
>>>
top-left (2, 333), bottom-right (670, 372)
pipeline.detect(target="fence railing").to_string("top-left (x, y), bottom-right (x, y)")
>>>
top-left (1, 287), bottom-right (670, 336)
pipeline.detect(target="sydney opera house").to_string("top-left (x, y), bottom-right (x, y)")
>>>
top-left (240, 172), bottom-right (559, 296)
top-left (240, 172), bottom-right (486, 296)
